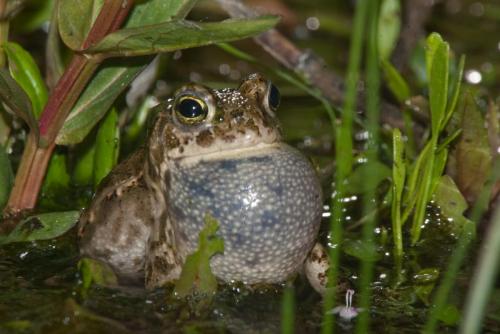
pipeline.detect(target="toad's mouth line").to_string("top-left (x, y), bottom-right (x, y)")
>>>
top-left (173, 142), bottom-right (283, 165)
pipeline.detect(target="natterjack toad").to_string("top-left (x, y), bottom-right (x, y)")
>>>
top-left (78, 73), bottom-right (328, 291)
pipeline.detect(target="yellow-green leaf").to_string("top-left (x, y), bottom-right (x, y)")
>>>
top-left (174, 213), bottom-right (224, 297)
top-left (0, 69), bottom-right (38, 137)
top-left (3, 42), bottom-right (48, 118)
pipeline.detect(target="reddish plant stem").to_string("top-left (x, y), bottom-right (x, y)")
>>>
top-left (38, 55), bottom-right (88, 143)
top-left (5, 0), bottom-right (134, 215)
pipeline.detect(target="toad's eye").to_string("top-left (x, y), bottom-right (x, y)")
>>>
top-left (174, 96), bottom-right (208, 125)
top-left (266, 83), bottom-right (280, 112)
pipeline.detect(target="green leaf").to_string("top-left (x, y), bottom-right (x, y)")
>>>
top-left (78, 257), bottom-right (118, 293)
top-left (378, 0), bottom-right (401, 61)
top-left (402, 141), bottom-right (432, 223)
top-left (93, 108), bottom-right (120, 187)
top-left (0, 211), bottom-right (79, 245)
top-left (430, 148), bottom-right (448, 195)
top-left (72, 139), bottom-right (96, 186)
top-left (174, 213), bottom-right (224, 297)
top-left (343, 239), bottom-right (381, 262)
top-left (425, 33), bottom-right (443, 85)
top-left (0, 146), bottom-right (13, 210)
top-left (381, 60), bottom-right (410, 103)
top-left (39, 153), bottom-right (71, 209)
top-left (56, 59), bottom-right (145, 145)
top-left (434, 175), bottom-right (469, 226)
top-left (428, 39), bottom-right (449, 136)
top-left (437, 129), bottom-right (462, 152)
top-left (125, 0), bottom-right (198, 27)
top-left (441, 55), bottom-right (465, 131)
top-left (57, 0), bottom-right (197, 145)
top-left (3, 42), bottom-right (48, 118)
top-left (0, 69), bottom-right (38, 137)
top-left (58, 0), bottom-right (104, 50)
top-left (87, 16), bottom-right (280, 57)
top-left (454, 92), bottom-right (492, 202)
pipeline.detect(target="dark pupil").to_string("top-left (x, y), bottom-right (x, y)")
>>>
top-left (268, 84), bottom-right (280, 110)
top-left (178, 98), bottom-right (204, 118)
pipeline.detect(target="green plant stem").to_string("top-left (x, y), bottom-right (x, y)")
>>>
top-left (391, 128), bottom-right (406, 262)
top-left (423, 159), bottom-right (500, 333)
top-left (321, 1), bottom-right (369, 333)
top-left (410, 135), bottom-right (437, 244)
top-left (5, 1), bottom-right (134, 214)
top-left (281, 285), bottom-right (295, 334)
top-left (356, 1), bottom-right (380, 331)
top-left (460, 194), bottom-right (500, 334)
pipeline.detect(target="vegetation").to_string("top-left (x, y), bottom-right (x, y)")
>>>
top-left (0, 0), bottom-right (498, 333)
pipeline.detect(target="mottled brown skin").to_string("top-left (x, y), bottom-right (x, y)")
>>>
top-left (78, 74), bottom-right (328, 291)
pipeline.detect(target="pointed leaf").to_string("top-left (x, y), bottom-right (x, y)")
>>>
top-left (56, 59), bottom-right (145, 145)
top-left (0, 69), bottom-right (38, 137)
top-left (428, 40), bottom-right (449, 136)
top-left (125, 0), bottom-right (198, 27)
top-left (454, 93), bottom-right (492, 202)
top-left (382, 60), bottom-right (410, 103)
top-left (425, 33), bottom-right (443, 85)
top-left (434, 175), bottom-right (468, 223)
top-left (93, 108), bottom-right (120, 187)
top-left (58, 0), bottom-right (104, 50)
top-left (0, 211), bottom-right (79, 245)
top-left (72, 139), bottom-right (96, 186)
top-left (39, 153), bottom-right (71, 209)
top-left (378, 0), bottom-right (401, 61)
top-left (87, 16), bottom-right (280, 57)
top-left (441, 55), bottom-right (465, 131)
top-left (3, 42), bottom-right (48, 118)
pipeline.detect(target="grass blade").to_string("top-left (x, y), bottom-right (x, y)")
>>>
top-left (281, 285), bottom-right (295, 334)
top-left (391, 128), bottom-right (405, 258)
top-left (356, 0), bottom-right (381, 331)
top-left (460, 191), bottom-right (500, 333)
top-left (322, 1), bottom-right (370, 332)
